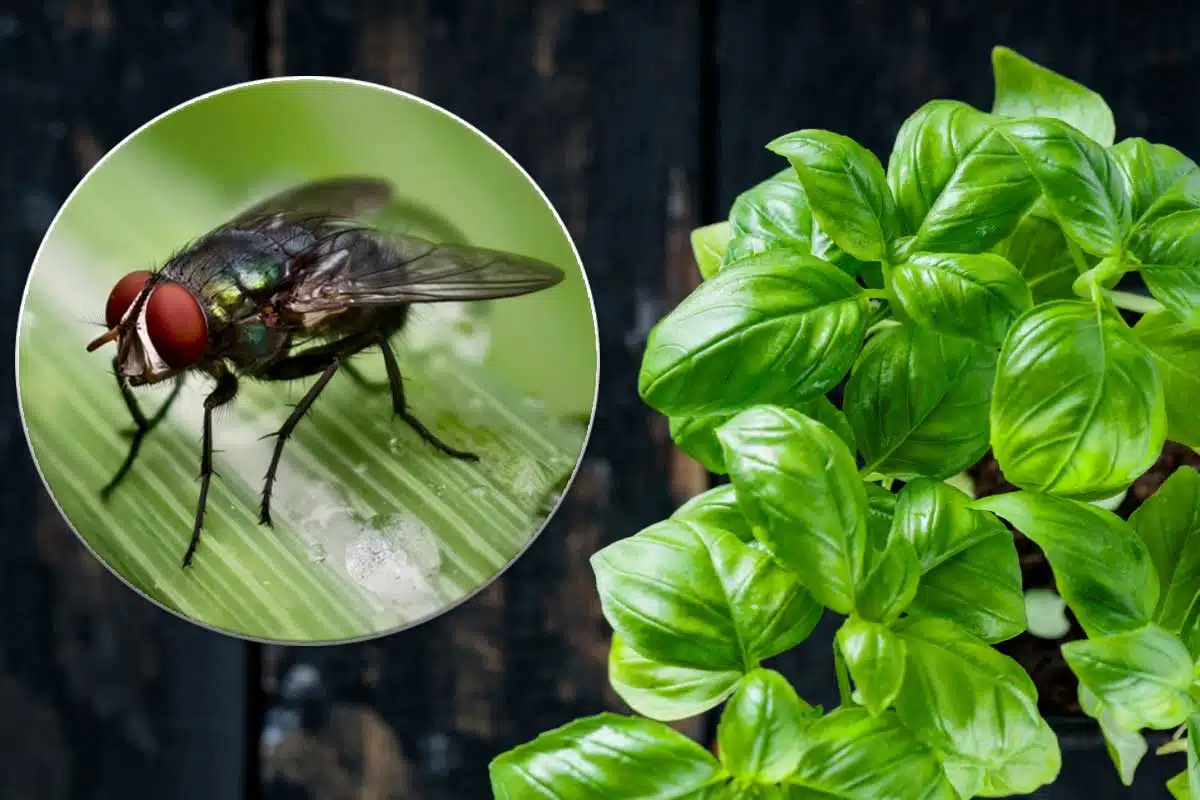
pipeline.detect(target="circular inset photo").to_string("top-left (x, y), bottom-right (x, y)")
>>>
top-left (17, 78), bottom-right (598, 644)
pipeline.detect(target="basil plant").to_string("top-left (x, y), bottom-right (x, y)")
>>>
top-left (490, 47), bottom-right (1200, 799)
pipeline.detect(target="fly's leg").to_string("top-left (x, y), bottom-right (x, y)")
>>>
top-left (183, 366), bottom-right (239, 568)
top-left (258, 357), bottom-right (341, 526)
top-left (102, 360), bottom-right (184, 501)
top-left (342, 360), bottom-right (390, 393)
top-left (378, 337), bottom-right (479, 462)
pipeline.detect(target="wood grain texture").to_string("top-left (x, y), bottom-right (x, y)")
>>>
top-left (0, 3), bottom-right (250, 799)
top-left (261, 2), bottom-right (707, 797)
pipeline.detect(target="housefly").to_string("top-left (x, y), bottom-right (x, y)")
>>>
top-left (86, 177), bottom-right (565, 567)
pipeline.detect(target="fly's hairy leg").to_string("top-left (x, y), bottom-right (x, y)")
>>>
top-left (378, 337), bottom-right (479, 461)
top-left (183, 366), bottom-right (239, 568)
top-left (256, 334), bottom-right (373, 526)
top-left (101, 359), bottom-right (184, 500)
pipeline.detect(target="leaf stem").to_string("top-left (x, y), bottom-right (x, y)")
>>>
top-left (1066, 238), bottom-right (1091, 276)
top-left (1157, 739), bottom-right (1188, 756)
top-left (863, 288), bottom-right (890, 301)
top-left (1106, 289), bottom-right (1162, 315)
top-left (834, 639), bottom-right (853, 707)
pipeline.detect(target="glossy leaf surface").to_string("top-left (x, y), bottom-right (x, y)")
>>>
top-left (977, 491), bottom-right (1159, 638)
top-left (837, 617), bottom-right (907, 716)
top-left (1078, 684), bottom-right (1146, 786)
top-left (990, 301), bottom-right (1166, 499)
top-left (692, 221), bottom-right (731, 279)
top-left (991, 46), bottom-right (1116, 146)
top-left (639, 254), bottom-right (868, 416)
top-left (609, 633), bottom-right (742, 722)
top-left (845, 325), bottom-right (995, 479)
top-left (719, 406), bottom-right (867, 614)
top-left (1129, 467), bottom-right (1200, 651)
top-left (1135, 310), bottom-right (1200, 450)
top-left (717, 669), bottom-right (814, 783)
top-left (993, 212), bottom-right (1079, 303)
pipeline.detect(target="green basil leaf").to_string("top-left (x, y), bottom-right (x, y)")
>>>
top-left (783, 707), bottom-right (958, 800)
top-left (609, 633), bottom-right (742, 722)
top-left (489, 712), bottom-right (724, 799)
top-left (693, 221), bottom-right (732, 279)
top-left (997, 118), bottom-right (1132, 256)
top-left (893, 107), bottom-right (1041, 254)
top-left (890, 252), bottom-right (1032, 346)
top-left (990, 46), bottom-right (1116, 146)
top-left (592, 517), bottom-right (823, 671)
top-left (718, 406), bottom-right (867, 615)
top-left (672, 484), bottom-right (754, 543)
top-left (639, 253), bottom-right (868, 416)
top-left (1125, 208), bottom-right (1200, 325)
top-left (854, 536), bottom-right (920, 624)
top-left (1129, 467), bottom-right (1200, 649)
top-left (993, 211), bottom-right (1080, 303)
top-left (836, 617), bottom-right (907, 716)
top-left (1110, 138), bottom-right (1200, 222)
top-left (717, 668), bottom-right (814, 783)
top-left (891, 617), bottom-right (1061, 797)
top-left (1167, 768), bottom-right (1189, 799)
top-left (767, 130), bottom-right (900, 261)
top-left (669, 395), bottom-right (854, 476)
top-left (1062, 623), bottom-right (1194, 731)
top-left (845, 324), bottom-right (995, 480)
top-left (975, 491), bottom-right (1159, 637)
top-left (990, 300), bottom-right (1167, 499)
top-left (1135, 310), bottom-right (1200, 450)
top-left (893, 478), bottom-right (1025, 642)
top-left (724, 169), bottom-right (868, 278)
top-left (886, 99), bottom-right (995, 236)
top-left (1079, 683), bottom-right (1148, 786)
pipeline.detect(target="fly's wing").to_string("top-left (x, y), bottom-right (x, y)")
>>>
top-left (282, 231), bottom-right (566, 313)
top-left (233, 177), bottom-right (393, 223)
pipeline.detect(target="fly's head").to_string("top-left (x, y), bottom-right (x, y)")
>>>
top-left (87, 270), bottom-right (210, 386)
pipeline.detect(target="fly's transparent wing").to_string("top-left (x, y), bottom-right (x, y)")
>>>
top-left (234, 177), bottom-right (393, 223)
top-left (283, 231), bottom-right (565, 313)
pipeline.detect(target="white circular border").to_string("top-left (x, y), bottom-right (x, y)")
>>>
top-left (13, 76), bottom-right (602, 646)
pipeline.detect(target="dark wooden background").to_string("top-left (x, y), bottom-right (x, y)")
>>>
top-left (2, 1), bottom-right (1198, 798)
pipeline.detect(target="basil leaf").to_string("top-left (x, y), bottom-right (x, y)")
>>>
top-left (996, 118), bottom-right (1131, 257)
top-left (891, 617), bottom-right (1061, 797)
top-left (990, 300), bottom-right (1167, 500)
top-left (1189, 717), bottom-right (1200, 800)
top-left (717, 669), bottom-right (814, 783)
top-left (892, 104), bottom-right (1041, 254)
top-left (854, 535), bottom-right (920, 624)
top-left (1136, 310), bottom-right (1200, 450)
top-left (893, 478), bottom-right (1025, 642)
top-left (993, 211), bottom-right (1080, 303)
top-left (975, 491), bottom-right (1159, 638)
top-left (1125, 208), bottom-right (1200, 325)
top-left (724, 169), bottom-right (868, 278)
top-left (1110, 138), bottom-right (1200, 222)
top-left (990, 45), bottom-right (1116, 146)
top-left (890, 252), bottom-right (1032, 346)
top-left (718, 406), bottom-right (867, 615)
top-left (845, 324), bottom-right (995, 480)
top-left (767, 130), bottom-right (900, 261)
top-left (669, 395), bottom-right (854, 476)
top-left (1129, 467), bottom-right (1200, 650)
top-left (609, 633), bottom-right (741, 722)
top-left (1078, 684), bottom-right (1147, 786)
top-left (639, 253), bottom-right (868, 417)
top-left (1062, 623), bottom-right (1194, 731)
top-left (836, 617), bottom-right (907, 716)
top-left (672, 484), bottom-right (754, 543)
top-left (1167, 768), bottom-right (1189, 799)
top-left (489, 712), bottom-right (724, 799)
top-left (783, 707), bottom-right (958, 800)
top-left (592, 517), bottom-right (823, 671)
top-left (887, 99), bottom-right (994, 236)
top-left (692, 221), bottom-right (731, 279)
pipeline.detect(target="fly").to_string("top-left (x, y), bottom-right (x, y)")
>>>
top-left (86, 177), bottom-right (565, 567)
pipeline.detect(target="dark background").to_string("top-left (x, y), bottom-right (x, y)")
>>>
top-left (0, 1), bottom-right (1196, 798)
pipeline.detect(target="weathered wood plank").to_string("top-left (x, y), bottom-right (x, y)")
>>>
top-left (262, 1), bottom-right (705, 796)
top-left (0, 3), bottom-right (251, 798)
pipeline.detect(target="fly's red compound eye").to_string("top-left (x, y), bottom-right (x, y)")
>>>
top-left (104, 270), bottom-right (153, 329)
top-left (145, 283), bottom-right (208, 369)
